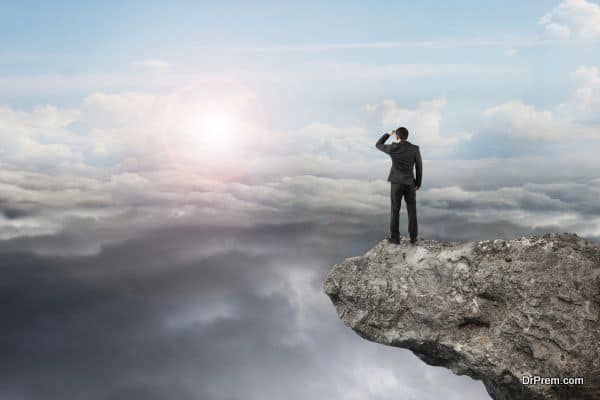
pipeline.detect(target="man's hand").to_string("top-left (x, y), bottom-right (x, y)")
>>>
top-left (416, 186), bottom-right (420, 191)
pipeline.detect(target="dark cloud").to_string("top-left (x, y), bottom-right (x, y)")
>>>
top-left (0, 197), bottom-right (31, 220)
top-left (1, 207), bottom-right (29, 219)
top-left (0, 218), bottom-right (490, 400)
top-left (2, 138), bottom-right (599, 400)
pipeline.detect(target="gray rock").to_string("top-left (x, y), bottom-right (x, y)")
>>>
top-left (324, 233), bottom-right (600, 400)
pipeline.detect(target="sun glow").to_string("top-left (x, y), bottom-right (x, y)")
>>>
top-left (173, 109), bottom-right (246, 161)
top-left (162, 89), bottom-right (269, 181)
top-left (195, 112), bottom-right (237, 151)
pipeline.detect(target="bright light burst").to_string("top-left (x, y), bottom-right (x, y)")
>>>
top-left (161, 88), bottom-right (269, 181)
top-left (173, 109), bottom-right (244, 159)
top-left (196, 112), bottom-right (238, 151)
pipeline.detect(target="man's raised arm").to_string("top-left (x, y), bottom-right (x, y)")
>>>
top-left (415, 146), bottom-right (423, 189)
top-left (375, 133), bottom-right (391, 154)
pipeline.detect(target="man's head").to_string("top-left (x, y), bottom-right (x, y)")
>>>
top-left (395, 127), bottom-right (409, 141)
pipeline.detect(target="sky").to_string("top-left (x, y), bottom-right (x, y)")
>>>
top-left (2, 1), bottom-right (600, 399)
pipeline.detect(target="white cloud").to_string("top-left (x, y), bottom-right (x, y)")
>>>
top-left (297, 63), bottom-right (514, 81)
top-left (133, 58), bottom-right (170, 70)
top-left (484, 65), bottom-right (600, 139)
top-left (0, 87), bottom-right (270, 175)
top-left (543, 22), bottom-right (572, 38)
top-left (566, 65), bottom-right (600, 115)
top-left (368, 98), bottom-right (472, 148)
top-left (5, 161), bottom-right (600, 255)
top-left (228, 37), bottom-right (549, 52)
top-left (282, 123), bottom-right (372, 160)
top-left (3, 65), bottom-right (600, 253)
top-left (483, 101), bottom-right (561, 138)
top-left (539, 0), bottom-right (600, 39)
top-left (572, 65), bottom-right (600, 85)
top-left (0, 105), bottom-right (86, 168)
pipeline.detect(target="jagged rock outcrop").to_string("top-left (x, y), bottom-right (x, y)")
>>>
top-left (324, 233), bottom-right (600, 400)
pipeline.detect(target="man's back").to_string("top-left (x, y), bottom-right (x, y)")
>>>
top-left (375, 129), bottom-right (422, 245)
top-left (375, 133), bottom-right (422, 187)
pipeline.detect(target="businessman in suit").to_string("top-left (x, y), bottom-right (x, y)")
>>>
top-left (375, 127), bottom-right (422, 245)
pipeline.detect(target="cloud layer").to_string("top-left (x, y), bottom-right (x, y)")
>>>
top-left (2, 3), bottom-right (600, 392)
top-left (540, 0), bottom-right (600, 39)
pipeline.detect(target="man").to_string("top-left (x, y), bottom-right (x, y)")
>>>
top-left (375, 127), bottom-right (422, 245)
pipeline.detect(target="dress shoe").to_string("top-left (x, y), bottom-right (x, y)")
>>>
top-left (387, 237), bottom-right (400, 244)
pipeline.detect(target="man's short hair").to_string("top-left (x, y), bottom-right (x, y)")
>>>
top-left (396, 127), bottom-right (409, 140)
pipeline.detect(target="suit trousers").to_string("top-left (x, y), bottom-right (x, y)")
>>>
top-left (390, 182), bottom-right (418, 242)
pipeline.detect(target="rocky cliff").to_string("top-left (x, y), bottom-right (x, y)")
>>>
top-left (324, 233), bottom-right (600, 400)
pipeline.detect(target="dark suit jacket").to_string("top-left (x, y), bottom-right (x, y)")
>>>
top-left (376, 133), bottom-right (422, 187)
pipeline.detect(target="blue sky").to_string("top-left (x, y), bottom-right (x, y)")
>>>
top-left (2, 0), bottom-right (600, 151)
top-left (1, 1), bottom-right (598, 106)
top-left (2, 1), bottom-right (600, 399)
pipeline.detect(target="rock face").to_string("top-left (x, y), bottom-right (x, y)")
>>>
top-left (324, 233), bottom-right (600, 400)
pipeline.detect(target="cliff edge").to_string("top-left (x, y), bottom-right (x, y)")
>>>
top-left (324, 233), bottom-right (600, 399)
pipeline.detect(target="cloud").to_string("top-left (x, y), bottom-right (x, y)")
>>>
top-left (539, 0), bottom-right (600, 39)
top-left (368, 98), bottom-right (472, 148)
top-left (293, 63), bottom-right (515, 81)
top-left (4, 86), bottom-right (600, 400)
top-left (557, 65), bottom-right (600, 122)
top-left (506, 48), bottom-right (518, 56)
top-left (480, 65), bottom-right (600, 141)
top-left (3, 66), bottom-right (600, 255)
top-left (573, 67), bottom-right (600, 107)
top-left (3, 156), bottom-right (600, 259)
top-left (0, 221), bottom-right (490, 400)
top-left (133, 59), bottom-right (170, 70)
top-left (278, 122), bottom-right (374, 162)
top-left (4, 166), bottom-right (600, 399)
top-left (482, 101), bottom-right (583, 139)
top-left (0, 87), bottom-right (268, 175)
top-left (0, 105), bottom-right (83, 168)
top-left (573, 65), bottom-right (600, 86)
top-left (227, 36), bottom-right (564, 53)
top-left (0, 62), bottom-right (517, 97)
top-left (4, 6), bottom-right (600, 399)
